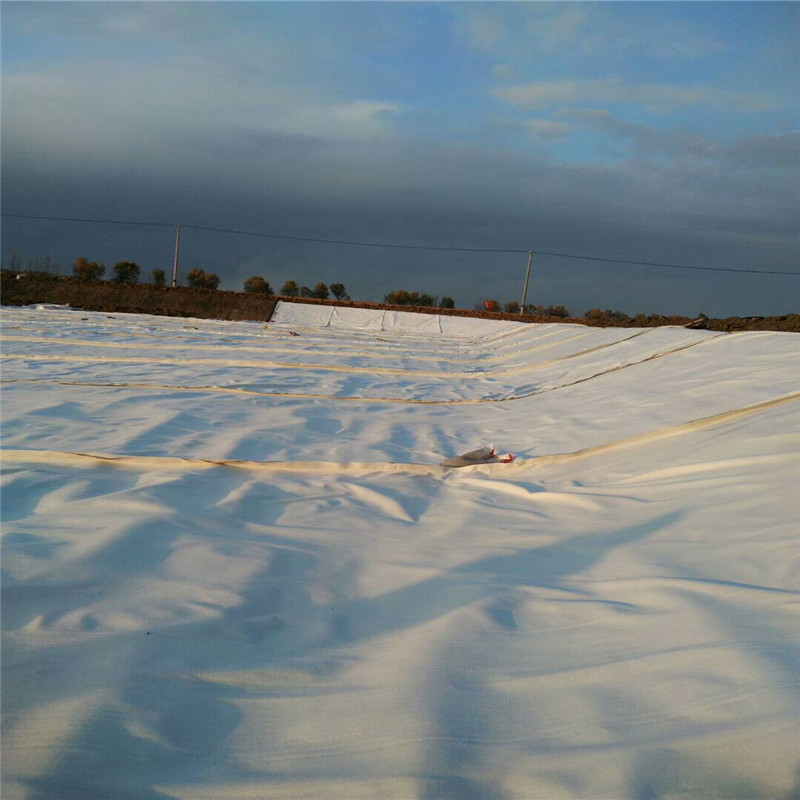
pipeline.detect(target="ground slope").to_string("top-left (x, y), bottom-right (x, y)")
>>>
top-left (2, 302), bottom-right (798, 799)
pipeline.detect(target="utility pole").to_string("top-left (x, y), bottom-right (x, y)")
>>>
top-left (171, 223), bottom-right (181, 288)
top-left (520, 250), bottom-right (533, 314)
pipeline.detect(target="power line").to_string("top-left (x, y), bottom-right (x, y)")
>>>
top-left (1, 213), bottom-right (523, 253)
top-left (534, 250), bottom-right (799, 276)
top-left (181, 223), bottom-right (525, 254)
top-left (3, 212), bottom-right (799, 276)
top-left (3, 213), bottom-right (173, 229)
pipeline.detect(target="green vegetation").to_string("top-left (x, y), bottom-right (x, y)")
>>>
top-left (112, 261), bottom-right (140, 284)
top-left (243, 276), bottom-right (274, 296)
top-left (2, 269), bottom-right (797, 331)
top-left (186, 268), bottom-right (220, 290)
top-left (295, 282), bottom-right (334, 299)
top-left (73, 257), bottom-right (106, 282)
top-left (384, 290), bottom-right (438, 307)
top-left (537, 304), bottom-right (570, 318)
top-left (3, 251), bottom-right (795, 332)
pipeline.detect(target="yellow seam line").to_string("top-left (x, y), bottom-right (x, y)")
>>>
top-left (0, 327), bottom-right (596, 366)
top-left (0, 334), bottom-right (738, 406)
top-left (0, 328), bottom-right (690, 380)
top-left (2, 393), bottom-right (797, 475)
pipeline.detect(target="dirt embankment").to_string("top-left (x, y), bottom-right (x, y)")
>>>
top-left (2, 272), bottom-right (798, 332)
top-left (2, 272), bottom-right (278, 322)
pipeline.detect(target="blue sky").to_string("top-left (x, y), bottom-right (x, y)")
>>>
top-left (2, 2), bottom-right (798, 316)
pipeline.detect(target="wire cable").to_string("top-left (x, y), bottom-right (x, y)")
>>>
top-left (3, 213), bottom-right (174, 229)
top-left (4, 212), bottom-right (798, 275)
top-left (181, 223), bottom-right (526, 253)
top-left (533, 250), bottom-right (799, 275)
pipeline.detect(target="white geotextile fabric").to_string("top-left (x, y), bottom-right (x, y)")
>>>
top-left (381, 309), bottom-right (442, 333)
top-left (271, 301), bottom-right (527, 337)
top-left (2, 304), bottom-right (799, 800)
top-left (271, 301), bottom-right (334, 328)
top-left (328, 305), bottom-right (385, 330)
top-left (438, 313), bottom-right (525, 338)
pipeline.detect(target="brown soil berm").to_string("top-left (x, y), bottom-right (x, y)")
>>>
top-left (2, 272), bottom-right (798, 332)
top-left (2, 272), bottom-right (278, 322)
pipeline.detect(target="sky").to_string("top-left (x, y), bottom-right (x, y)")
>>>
top-left (2, 1), bottom-right (798, 317)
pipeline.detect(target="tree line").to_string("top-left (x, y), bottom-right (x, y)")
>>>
top-left (480, 299), bottom-right (571, 316)
top-left (64, 257), bottom-right (351, 299)
top-left (244, 278), bottom-right (350, 300)
top-left (384, 292), bottom-right (571, 317)
top-left (384, 290), bottom-right (455, 308)
top-left (6, 252), bottom-right (596, 318)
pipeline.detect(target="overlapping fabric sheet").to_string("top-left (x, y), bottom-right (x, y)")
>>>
top-left (272, 301), bottom-right (524, 338)
top-left (2, 302), bottom-right (799, 800)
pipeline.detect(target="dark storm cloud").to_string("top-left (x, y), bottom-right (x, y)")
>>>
top-left (5, 124), bottom-right (797, 317)
top-left (559, 109), bottom-right (800, 170)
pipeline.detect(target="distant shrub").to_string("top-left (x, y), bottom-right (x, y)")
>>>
top-left (244, 276), bottom-right (274, 296)
top-left (385, 290), bottom-right (437, 307)
top-left (113, 261), bottom-right (140, 284)
top-left (439, 296), bottom-right (455, 309)
top-left (504, 301), bottom-right (520, 313)
top-left (280, 279), bottom-right (299, 297)
top-left (330, 282), bottom-right (350, 300)
top-left (152, 269), bottom-right (166, 287)
top-left (186, 268), bottom-right (219, 290)
top-left (585, 308), bottom-right (630, 324)
top-left (546, 305), bottom-right (570, 318)
top-left (313, 282), bottom-right (329, 299)
top-left (631, 312), bottom-right (691, 327)
top-left (484, 299), bottom-right (501, 312)
top-left (73, 257), bottom-right (105, 282)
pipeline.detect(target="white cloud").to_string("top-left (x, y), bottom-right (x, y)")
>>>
top-left (332, 101), bottom-right (402, 124)
top-left (454, 5), bottom-right (589, 55)
top-left (456, 8), bottom-right (507, 52)
top-left (524, 7), bottom-right (588, 46)
top-left (522, 119), bottom-right (571, 141)
top-left (3, 56), bottom-right (404, 172)
top-left (494, 78), bottom-right (778, 114)
top-left (453, 4), bottom-right (726, 64)
top-left (11, 3), bottom-right (227, 42)
top-left (281, 101), bottom-right (403, 141)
